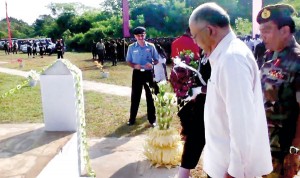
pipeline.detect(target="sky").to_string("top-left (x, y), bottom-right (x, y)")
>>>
top-left (0, 0), bottom-right (103, 25)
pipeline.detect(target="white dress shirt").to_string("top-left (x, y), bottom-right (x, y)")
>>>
top-left (203, 31), bottom-right (273, 178)
top-left (154, 54), bottom-right (167, 82)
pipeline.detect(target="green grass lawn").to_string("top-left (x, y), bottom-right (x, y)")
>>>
top-left (0, 51), bottom-right (135, 87)
top-left (0, 51), bottom-right (180, 138)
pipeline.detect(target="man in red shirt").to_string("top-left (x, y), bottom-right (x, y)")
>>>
top-left (171, 27), bottom-right (201, 60)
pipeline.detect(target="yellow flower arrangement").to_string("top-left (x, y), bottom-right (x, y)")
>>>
top-left (144, 81), bottom-right (183, 168)
top-left (94, 61), bottom-right (104, 72)
top-left (94, 61), bottom-right (109, 78)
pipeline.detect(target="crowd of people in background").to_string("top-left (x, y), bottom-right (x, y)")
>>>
top-left (1, 33), bottom-right (267, 67)
top-left (239, 34), bottom-right (266, 68)
top-left (89, 33), bottom-right (266, 69)
top-left (91, 37), bottom-right (174, 66)
top-left (1, 38), bottom-right (65, 59)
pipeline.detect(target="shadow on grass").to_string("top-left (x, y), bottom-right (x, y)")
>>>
top-left (80, 65), bottom-right (98, 71)
top-left (106, 115), bottom-right (151, 137)
top-left (82, 58), bottom-right (94, 62)
top-left (88, 115), bottom-right (153, 159)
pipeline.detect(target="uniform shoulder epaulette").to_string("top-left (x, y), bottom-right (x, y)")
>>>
top-left (147, 42), bottom-right (155, 47)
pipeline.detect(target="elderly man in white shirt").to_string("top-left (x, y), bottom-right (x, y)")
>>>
top-left (189, 2), bottom-right (273, 178)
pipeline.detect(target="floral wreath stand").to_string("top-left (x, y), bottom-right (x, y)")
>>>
top-left (143, 81), bottom-right (183, 168)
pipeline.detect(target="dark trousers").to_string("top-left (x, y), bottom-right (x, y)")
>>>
top-left (97, 50), bottom-right (105, 65)
top-left (179, 94), bottom-right (206, 169)
top-left (57, 51), bottom-right (63, 59)
top-left (129, 69), bottom-right (155, 124)
top-left (92, 50), bottom-right (97, 59)
top-left (112, 53), bottom-right (118, 66)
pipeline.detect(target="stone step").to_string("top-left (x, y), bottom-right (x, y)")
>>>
top-left (89, 136), bottom-right (178, 178)
top-left (0, 124), bottom-right (73, 178)
top-left (0, 124), bottom-right (179, 178)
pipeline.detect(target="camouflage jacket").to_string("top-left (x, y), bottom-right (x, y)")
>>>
top-left (260, 37), bottom-right (300, 154)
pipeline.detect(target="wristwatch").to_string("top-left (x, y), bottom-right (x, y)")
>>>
top-left (289, 146), bottom-right (300, 154)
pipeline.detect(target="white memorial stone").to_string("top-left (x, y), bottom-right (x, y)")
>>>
top-left (40, 59), bottom-right (79, 131)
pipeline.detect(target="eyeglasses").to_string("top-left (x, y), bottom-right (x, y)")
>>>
top-left (289, 146), bottom-right (299, 154)
top-left (192, 26), bottom-right (208, 40)
top-left (135, 33), bottom-right (146, 37)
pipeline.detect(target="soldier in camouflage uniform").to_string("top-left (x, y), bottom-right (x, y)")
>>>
top-left (257, 3), bottom-right (300, 177)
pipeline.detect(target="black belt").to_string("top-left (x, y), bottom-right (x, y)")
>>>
top-left (134, 69), bottom-right (151, 72)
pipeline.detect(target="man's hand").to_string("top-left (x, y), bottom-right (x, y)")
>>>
top-left (134, 64), bottom-right (142, 69)
top-left (224, 173), bottom-right (234, 178)
top-left (184, 87), bottom-right (202, 102)
top-left (144, 63), bottom-right (153, 69)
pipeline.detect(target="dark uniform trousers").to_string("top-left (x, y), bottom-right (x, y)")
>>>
top-left (129, 69), bottom-right (156, 124)
top-left (180, 94), bottom-right (206, 169)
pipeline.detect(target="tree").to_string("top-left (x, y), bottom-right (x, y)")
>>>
top-left (47, 2), bottom-right (86, 16)
top-left (33, 15), bottom-right (55, 37)
top-left (70, 17), bottom-right (92, 34)
top-left (0, 31), bottom-right (5, 39)
top-left (0, 17), bottom-right (34, 38)
top-left (100, 0), bottom-right (122, 17)
top-left (234, 17), bottom-right (252, 36)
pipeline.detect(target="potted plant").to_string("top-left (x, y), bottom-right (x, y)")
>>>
top-left (94, 61), bottom-right (109, 78)
top-left (27, 70), bottom-right (39, 87)
top-left (17, 59), bottom-right (23, 68)
top-left (144, 81), bottom-right (183, 168)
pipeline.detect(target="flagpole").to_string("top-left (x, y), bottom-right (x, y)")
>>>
top-left (122, 0), bottom-right (130, 60)
top-left (5, 1), bottom-right (13, 62)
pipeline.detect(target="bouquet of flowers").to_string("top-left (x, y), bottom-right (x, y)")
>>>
top-left (27, 70), bottom-right (40, 81)
top-left (94, 61), bottom-right (109, 78)
top-left (27, 70), bottom-right (40, 87)
top-left (170, 50), bottom-right (204, 100)
top-left (94, 61), bottom-right (104, 72)
top-left (17, 58), bottom-right (23, 68)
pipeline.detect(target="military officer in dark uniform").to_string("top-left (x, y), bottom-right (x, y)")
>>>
top-left (257, 4), bottom-right (300, 177)
top-left (126, 26), bottom-right (159, 127)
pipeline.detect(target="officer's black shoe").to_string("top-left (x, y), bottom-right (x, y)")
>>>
top-left (150, 122), bottom-right (157, 127)
top-left (127, 121), bottom-right (135, 126)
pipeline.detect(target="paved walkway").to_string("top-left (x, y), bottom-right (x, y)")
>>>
top-left (0, 66), bottom-right (177, 178)
top-left (0, 124), bottom-right (73, 178)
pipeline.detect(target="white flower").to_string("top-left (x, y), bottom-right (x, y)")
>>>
top-left (27, 70), bottom-right (40, 81)
top-left (173, 57), bottom-right (181, 65)
top-left (158, 80), bottom-right (167, 86)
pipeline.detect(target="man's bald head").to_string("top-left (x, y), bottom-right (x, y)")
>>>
top-left (189, 2), bottom-right (230, 28)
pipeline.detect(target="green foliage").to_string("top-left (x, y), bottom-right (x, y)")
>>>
top-left (70, 17), bottom-right (92, 34)
top-left (0, 18), bottom-right (34, 38)
top-left (294, 16), bottom-right (300, 42)
top-left (146, 28), bottom-right (166, 38)
top-left (47, 2), bottom-right (86, 16)
top-left (56, 12), bottom-right (76, 32)
top-left (152, 81), bottom-right (176, 130)
top-left (33, 15), bottom-right (55, 37)
top-left (234, 17), bottom-right (252, 36)
top-left (67, 33), bottom-right (84, 51)
top-left (0, 31), bottom-right (5, 39)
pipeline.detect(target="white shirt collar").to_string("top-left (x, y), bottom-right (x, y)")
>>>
top-left (209, 31), bottom-right (236, 65)
top-left (134, 41), bottom-right (149, 47)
